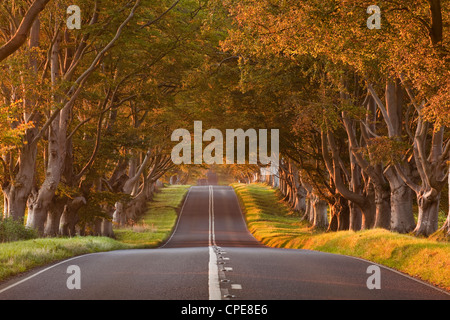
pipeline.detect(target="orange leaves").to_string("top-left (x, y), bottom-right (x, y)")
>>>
top-left (362, 136), bottom-right (410, 166)
top-left (0, 100), bottom-right (35, 154)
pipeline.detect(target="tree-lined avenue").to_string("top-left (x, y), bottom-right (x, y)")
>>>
top-left (0, 186), bottom-right (448, 300)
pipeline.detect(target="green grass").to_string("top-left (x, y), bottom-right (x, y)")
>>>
top-left (114, 185), bottom-right (190, 247)
top-left (0, 218), bottom-right (38, 242)
top-left (231, 182), bottom-right (450, 292)
top-left (0, 185), bottom-right (190, 283)
top-left (0, 236), bottom-right (132, 282)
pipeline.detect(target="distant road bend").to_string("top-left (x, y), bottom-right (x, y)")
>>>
top-left (0, 186), bottom-right (448, 300)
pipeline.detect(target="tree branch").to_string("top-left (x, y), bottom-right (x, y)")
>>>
top-left (68, 0), bottom-right (141, 96)
top-left (139, 0), bottom-right (180, 29)
top-left (393, 163), bottom-right (420, 194)
top-left (0, 0), bottom-right (50, 62)
top-left (366, 83), bottom-right (396, 137)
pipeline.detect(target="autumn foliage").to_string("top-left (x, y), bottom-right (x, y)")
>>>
top-left (0, 0), bottom-right (449, 238)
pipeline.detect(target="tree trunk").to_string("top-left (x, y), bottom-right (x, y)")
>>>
top-left (324, 130), bottom-right (375, 230)
top-left (99, 204), bottom-right (115, 238)
top-left (3, 178), bottom-right (31, 222)
top-left (2, 195), bottom-right (7, 220)
top-left (414, 188), bottom-right (440, 236)
top-left (384, 166), bottom-right (415, 233)
top-left (306, 196), bottom-right (314, 224)
top-left (3, 135), bottom-right (38, 221)
top-left (44, 211), bottom-right (61, 236)
top-left (328, 195), bottom-right (349, 232)
top-left (113, 201), bottom-right (125, 226)
top-left (291, 162), bottom-right (306, 214)
top-left (101, 217), bottom-right (114, 238)
top-left (349, 201), bottom-right (362, 231)
top-left (300, 178), bottom-right (315, 223)
top-left (361, 183), bottom-right (376, 229)
top-left (312, 196), bottom-right (328, 230)
top-left (59, 196), bottom-right (86, 236)
top-left (349, 153), bottom-right (362, 231)
top-left (374, 184), bottom-right (391, 229)
top-left (27, 182), bottom-right (58, 234)
top-left (44, 197), bottom-right (65, 236)
top-left (336, 195), bottom-right (350, 230)
top-left (2, 18), bottom-right (40, 222)
top-left (342, 101), bottom-right (391, 230)
top-left (123, 175), bottom-right (154, 225)
top-left (438, 166), bottom-right (450, 237)
top-left (112, 149), bottom-right (153, 226)
top-left (93, 218), bottom-right (103, 236)
top-left (381, 79), bottom-right (415, 233)
top-left (26, 120), bottom-right (67, 234)
top-left (376, 78), bottom-right (447, 236)
top-left (59, 206), bottom-right (77, 237)
top-left (294, 185), bottom-right (307, 213)
top-left (26, 34), bottom-right (67, 234)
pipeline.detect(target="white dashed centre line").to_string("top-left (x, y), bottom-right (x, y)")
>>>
top-left (208, 186), bottom-right (221, 300)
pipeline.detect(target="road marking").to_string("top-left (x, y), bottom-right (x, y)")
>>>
top-left (208, 246), bottom-right (221, 300)
top-left (208, 185), bottom-right (222, 300)
top-left (208, 185), bottom-right (216, 247)
top-left (0, 254), bottom-right (94, 294)
top-left (0, 188), bottom-right (196, 294)
top-left (338, 253), bottom-right (450, 296)
top-left (159, 187), bottom-right (192, 248)
top-left (229, 186), bottom-right (264, 245)
top-left (231, 284), bottom-right (242, 290)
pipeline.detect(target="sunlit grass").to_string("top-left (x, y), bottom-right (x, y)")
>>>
top-left (0, 236), bottom-right (131, 282)
top-left (0, 185), bottom-right (190, 283)
top-left (232, 183), bottom-right (450, 292)
top-left (114, 185), bottom-right (190, 247)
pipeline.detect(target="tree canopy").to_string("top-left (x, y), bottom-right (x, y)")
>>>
top-left (0, 0), bottom-right (449, 238)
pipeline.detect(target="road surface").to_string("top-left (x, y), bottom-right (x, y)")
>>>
top-left (0, 185), bottom-right (448, 300)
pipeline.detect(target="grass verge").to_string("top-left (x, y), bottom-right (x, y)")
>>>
top-left (231, 182), bottom-right (450, 292)
top-left (0, 185), bottom-right (190, 283)
top-left (114, 185), bottom-right (190, 247)
top-left (0, 236), bottom-right (131, 282)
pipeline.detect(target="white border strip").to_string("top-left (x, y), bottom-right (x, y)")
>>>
top-left (0, 187), bottom-right (193, 294)
top-left (208, 246), bottom-right (221, 300)
top-left (231, 184), bottom-right (449, 296)
top-left (0, 253), bottom-right (94, 295)
top-left (208, 185), bottom-right (221, 300)
top-left (159, 187), bottom-right (192, 249)
top-left (341, 252), bottom-right (450, 296)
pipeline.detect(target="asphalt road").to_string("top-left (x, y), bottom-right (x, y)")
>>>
top-left (0, 185), bottom-right (448, 300)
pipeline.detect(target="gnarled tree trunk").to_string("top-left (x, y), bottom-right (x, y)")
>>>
top-left (415, 188), bottom-right (440, 236)
top-left (384, 166), bottom-right (414, 233)
top-left (349, 153), bottom-right (362, 231)
top-left (2, 18), bottom-right (41, 222)
top-left (312, 196), bottom-right (328, 230)
top-left (322, 130), bottom-right (376, 230)
top-left (44, 197), bottom-right (66, 236)
top-left (59, 196), bottom-right (86, 236)
top-left (26, 34), bottom-right (67, 234)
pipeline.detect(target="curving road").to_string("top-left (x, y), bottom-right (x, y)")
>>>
top-left (0, 185), bottom-right (448, 300)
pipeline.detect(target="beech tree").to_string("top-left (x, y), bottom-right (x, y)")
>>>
top-left (0, 0), bottom-right (214, 236)
top-left (218, 0), bottom-right (449, 236)
top-left (23, 0), bottom-right (142, 234)
top-left (0, 0), bottom-right (448, 239)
